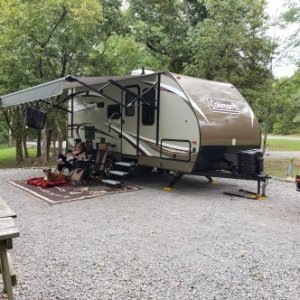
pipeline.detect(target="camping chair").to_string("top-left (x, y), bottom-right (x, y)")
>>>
top-left (70, 143), bottom-right (109, 185)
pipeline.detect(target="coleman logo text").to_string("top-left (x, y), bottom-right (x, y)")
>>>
top-left (208, 98), bottom-right (240, 114)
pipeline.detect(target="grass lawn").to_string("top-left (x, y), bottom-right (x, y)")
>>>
top-left (264, 139), bottom-right (300, 151)
top-left (264, 158), bottom-right (295, 178)
top-left (0, 145), bottom-right (36, 161)
top-left (263, 138), bottom-right (300, 177)
top-left (0, 147), bottom-right (35, 160)
top-left (0, 146), bottom-right (55, 168)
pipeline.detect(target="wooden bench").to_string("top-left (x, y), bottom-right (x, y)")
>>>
top-left (0, 197), bottom-right (19, 300)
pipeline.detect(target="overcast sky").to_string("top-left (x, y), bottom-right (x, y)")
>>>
top-left (266, 0), bottom-right (298, 77)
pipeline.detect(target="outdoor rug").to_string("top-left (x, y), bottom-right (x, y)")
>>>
top-left (9, 180), bottom-right (140, 204)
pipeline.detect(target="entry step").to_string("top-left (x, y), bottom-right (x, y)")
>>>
top-left (102, 179), bottom-right (121, 187)
top-left (109, 170), bottom-right (128, 177)
top-left (115, 161), bottom-right (133, 168)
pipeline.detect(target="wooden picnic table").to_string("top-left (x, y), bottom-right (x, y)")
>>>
top-left (0, 197), bottom-right (19, 300)
top-left (0, 199), bottom-right (16, 219)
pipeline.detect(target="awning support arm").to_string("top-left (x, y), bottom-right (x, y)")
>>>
top-left (39, 90), bottom-right (91, 114)
top-left (40, 100), bottom-right (72, 113)
top-left (109, 79), bottom-right (158, 108)
top-left (65, 76), bottom-right (125, 107)
top-left (64, 75), bottom-right (159, 109)
top-left (137, 83), bottom-right (158, 108)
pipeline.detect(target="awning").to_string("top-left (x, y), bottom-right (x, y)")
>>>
top-left (0, 74), bottom-right (141, 107)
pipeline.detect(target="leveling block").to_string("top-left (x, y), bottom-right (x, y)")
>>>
top-left (224, 189), bottom-right (266, 200)
top-left (163, 186), bottom-right (176, 191)
top-left (207, 179), bottom-right (217, 185)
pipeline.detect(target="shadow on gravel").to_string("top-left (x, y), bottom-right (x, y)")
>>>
top-left (127, 171), bottom-right (247, 195)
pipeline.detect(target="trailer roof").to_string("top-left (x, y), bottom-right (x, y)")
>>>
top-left (0, 74), bottom-right (154, 107)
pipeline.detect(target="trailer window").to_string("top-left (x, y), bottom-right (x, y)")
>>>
top-left (142, 88), bottom-right (155, 125)
top-left (107, 104), bottom-right (120, 119)
top-left (125, 93), bottom-right (135, 116)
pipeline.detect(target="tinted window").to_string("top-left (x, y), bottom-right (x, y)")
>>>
top-left (125, 93), bottom-right (135, 116)
top-left (142, 88), bottom-right (155, 125)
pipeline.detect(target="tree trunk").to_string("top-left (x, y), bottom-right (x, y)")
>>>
top-left (262, 95), bottom-right (272, 155)
top-left (13, 107), bottom-right (24, 164)
top-left (56, 119), bottom-right (64, 154)
top-left (46, 129), bottom-right (53, 160)
top-left (52, 130), bottom-right (57, 158)
top-left (41, 129), bottom-right (48, 163)
top-left (8, 128), bottom-right (14, 147)
top-left (22, 136), bottom-right (29, 159)
top-left (262, 54), bottom-right (275, 155)
top-left (15, 138), bottom-right (23, 164)
top-left (183, 0), bottom-right (191, 27)
top-left (58, 139), bottom-right (63, 154)
top-left (37, 129), bottom-right (42, 157)
top-left (262, 126), bottom-right (268, 155)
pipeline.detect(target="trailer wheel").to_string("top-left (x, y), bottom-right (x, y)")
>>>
top-left (104, 157), bottom-right (114, 178)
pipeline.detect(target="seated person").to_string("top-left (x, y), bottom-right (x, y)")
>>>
top-left (73, 142), bottom-right (87, 161)
top-left (66, 149), bottom-right (74, 161)
top-left (57, 142), bottom-right (87, 172)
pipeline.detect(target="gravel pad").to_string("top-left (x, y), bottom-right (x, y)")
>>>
top-left (0, 168), bottom-right (299, 300)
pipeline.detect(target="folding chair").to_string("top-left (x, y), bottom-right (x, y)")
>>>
top-left (70, 143), bottom-right (108, 185)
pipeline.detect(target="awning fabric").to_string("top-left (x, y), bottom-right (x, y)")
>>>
top-left (0, 75), bottom-right (141, 107)
top-left (1, 78), bottom-right (65, 107)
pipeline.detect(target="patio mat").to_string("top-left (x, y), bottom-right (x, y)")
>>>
top-left (9, 180), bottom-right (140, 204)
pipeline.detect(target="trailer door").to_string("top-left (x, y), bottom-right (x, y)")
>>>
top-left (138, 87), bottom-right (158, 156)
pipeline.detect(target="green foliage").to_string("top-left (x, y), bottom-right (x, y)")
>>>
top-left (0, 0), bottom-right (125, 90)
top-left (271, 70), bottom-right (300, 134)
top-left (0, 122), bottom-right (8, 143)
top-left (127, 0), bottom-right (208, 72)
top-left (0, 0), bottom-right (124, 161)
top-left (283, 0), bottom-right (300, 23)
top-left (281, 0), bottom-right (300, 65)
top-left (128, 0), bottom-right (274, 113)
top-left (185, 0), bottom-right (273, 99)
top-left (87, 35), bottom-right (166, 75)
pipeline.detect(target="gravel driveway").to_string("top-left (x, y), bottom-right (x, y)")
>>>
top-left (265, 151), bottom-right (300, 159)
top-left (0, 168), bottom-right (299, 300)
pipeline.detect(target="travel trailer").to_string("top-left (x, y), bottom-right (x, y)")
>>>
top-left (1, 71), bottom-right (268, 195)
